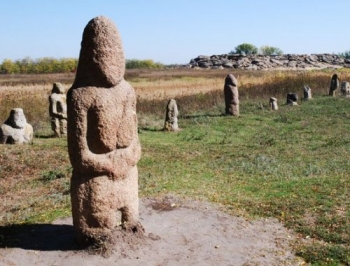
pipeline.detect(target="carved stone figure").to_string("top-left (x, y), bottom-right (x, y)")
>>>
top-left (164, 99), bottom-right (179, 131)
top-left (224, 74), bottom-right (239, 116)
top-left (286, 93), bottom-right (298, 105)
top-left (340, 81), bottom-right (350, 96)
top-left (303, 85), bottom-right (312, 100)
top-left (49, 82), bottom-right (67, 137)
top-left (269, 97), bottom-right (278, 110)
top-left (0, 108), bottom-right (33, 144)
top-left (329, 74), bottom-right (340, 96)
top-left (67, 16), bottom-right (142, 247)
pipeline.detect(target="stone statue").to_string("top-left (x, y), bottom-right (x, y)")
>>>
top-left (269, 97), bottom-right (278, 110)
top-left (329, 74), bottom-right (339, 96)
top-left (340, 81), bottom-right (350, 96)
top-left (0, 108), bottom-right (33, 144)
top-left (303, 85), bottom-right (312, 100)
top-left (164, 99), bottom-right (179, 131)
top-left (286, 93), bottom-right (298, 105)
top-left (49, 82), bottom-right (67, 137)
top-left (224, 74), bottom-right (239, 116)
top-left (67, 16), bottom-right (142, 247)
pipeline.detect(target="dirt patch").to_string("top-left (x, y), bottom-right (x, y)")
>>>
top-left (0, 195), bottom-right (304, 265)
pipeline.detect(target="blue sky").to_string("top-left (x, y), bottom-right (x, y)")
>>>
top-left (0, 0), bottom-right (349, 65)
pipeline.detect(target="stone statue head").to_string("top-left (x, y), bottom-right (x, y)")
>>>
top-left (51, 82), bottom-right (65, 94)
top-left (72, 16), bottom-right (125, 88)
top-left (7, 108), bottom-right (27, 129)
top-left (225, 74), bottom-right (237, 86)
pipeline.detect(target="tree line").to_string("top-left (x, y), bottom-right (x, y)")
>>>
top-left (231, 43), bottom-right (350, 59)
top-left (0, 57), bottom-right (165, 74)
top-left (0, 57), bottom-right (78, 74)
top-left (2, 46), bottom-right (350, 74)
top-left (229, 43), bottom-right (283, 56)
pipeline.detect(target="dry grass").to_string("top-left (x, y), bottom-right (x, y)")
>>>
top-left (2, 68), bottom-right (350, 135)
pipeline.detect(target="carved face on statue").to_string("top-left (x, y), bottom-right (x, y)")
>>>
top-left (72, 16), bottom-right (125, 88)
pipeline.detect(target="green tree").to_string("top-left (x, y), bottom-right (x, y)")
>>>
top-left (229, 43), bottom-right (258, 55)
top-left (339, 50), bottom-right (350, 59)
top-left (259, 45), bottom-right (283, 56)
top-left (16, 57), bottom-right (34, 73)
top-left (0, 59), bottom-right (20, 74)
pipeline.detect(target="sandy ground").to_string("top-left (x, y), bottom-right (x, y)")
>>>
top-left (0, 195), bottom-right (304, 266)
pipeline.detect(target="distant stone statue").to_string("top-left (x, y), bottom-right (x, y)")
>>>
top-left (329, 74), bottom-right (339, 96)
top-left (49, 82), bottom-right (67, 137)
top-left (164, 99), bottom-right (179, 131)
top-left (303, 85), bottom-right (312, 100)
top-left (286, 93), bottom-right (298, 105)
top-left (67, 16), bottom-right (142, 247)
top-left (340, 81), bottom-right (350, 96)
top-left (0, 108), bottom-right (33, 144)
top-left (269, 97), bottom-right (278, 110)
top-left (224, 74), bottom-right (239, 116)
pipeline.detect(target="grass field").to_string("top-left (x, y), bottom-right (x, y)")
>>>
top-left (0, 69), bottom-right (349, 265)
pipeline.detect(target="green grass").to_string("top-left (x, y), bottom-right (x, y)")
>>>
top-left (138, 96), bottom-right (350, 265)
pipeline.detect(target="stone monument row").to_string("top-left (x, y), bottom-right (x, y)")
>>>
top-left (67, 16), bottom-right (142, 247)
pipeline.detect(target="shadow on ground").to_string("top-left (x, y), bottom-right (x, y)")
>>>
top-left (0, 223), bottom-right (79, 251)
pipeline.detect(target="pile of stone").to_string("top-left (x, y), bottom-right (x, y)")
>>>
top-left (185, 54), bottom-right (350, 70)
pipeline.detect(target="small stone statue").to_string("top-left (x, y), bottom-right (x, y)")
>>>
top-left (303, 85), bottom-right (312, 100)
top-left (329, 74), bottom-right (339, 96)
top-left (224, 74), bottom-right (239, 116)
top-left (164, 99), bottom-right (179, 131)
top-left (269, 97), bottom-right (278, 110)
top-left (286, 93), bottom-right (298, 105)
top-left (340, 81), bottom-right (350, 96)
top-left (67, 16), bottom-right (142, 247)
top-left (49, 82), bottom-right (67, 137)
top-left (0, 108), bottom-right (33, 144)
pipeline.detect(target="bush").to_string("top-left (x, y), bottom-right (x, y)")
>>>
top-left (338, 50), bottom-right (350, 59)
top-left (126, 59), bottom-right (164, 69)
top-left (259, 45), bottom-right (283, 56)
top-left (229, 43), bottom-right (258, 55)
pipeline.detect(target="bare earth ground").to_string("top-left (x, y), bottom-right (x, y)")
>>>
top-left (0, 195), bottom-right (304, 266)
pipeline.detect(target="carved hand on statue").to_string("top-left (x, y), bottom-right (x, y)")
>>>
top-left (109, 136), bottom-right (141, 180)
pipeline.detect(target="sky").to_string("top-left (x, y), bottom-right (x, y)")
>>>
top-left (1, 0), bottom-right (350, 65)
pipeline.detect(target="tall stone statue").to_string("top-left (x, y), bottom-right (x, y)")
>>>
top-left (224, 74), bottom-right (239, 116)
top-left (49, 82), bottom-right (67, 137)
top-left (329, 74), bottom-right (339, 96)
top-left (0, 108), bottom-right (33, 144)
top-left (67, 16), bottom-right (142, 247)
top-left (163, 99), bottom-right (179, 131)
